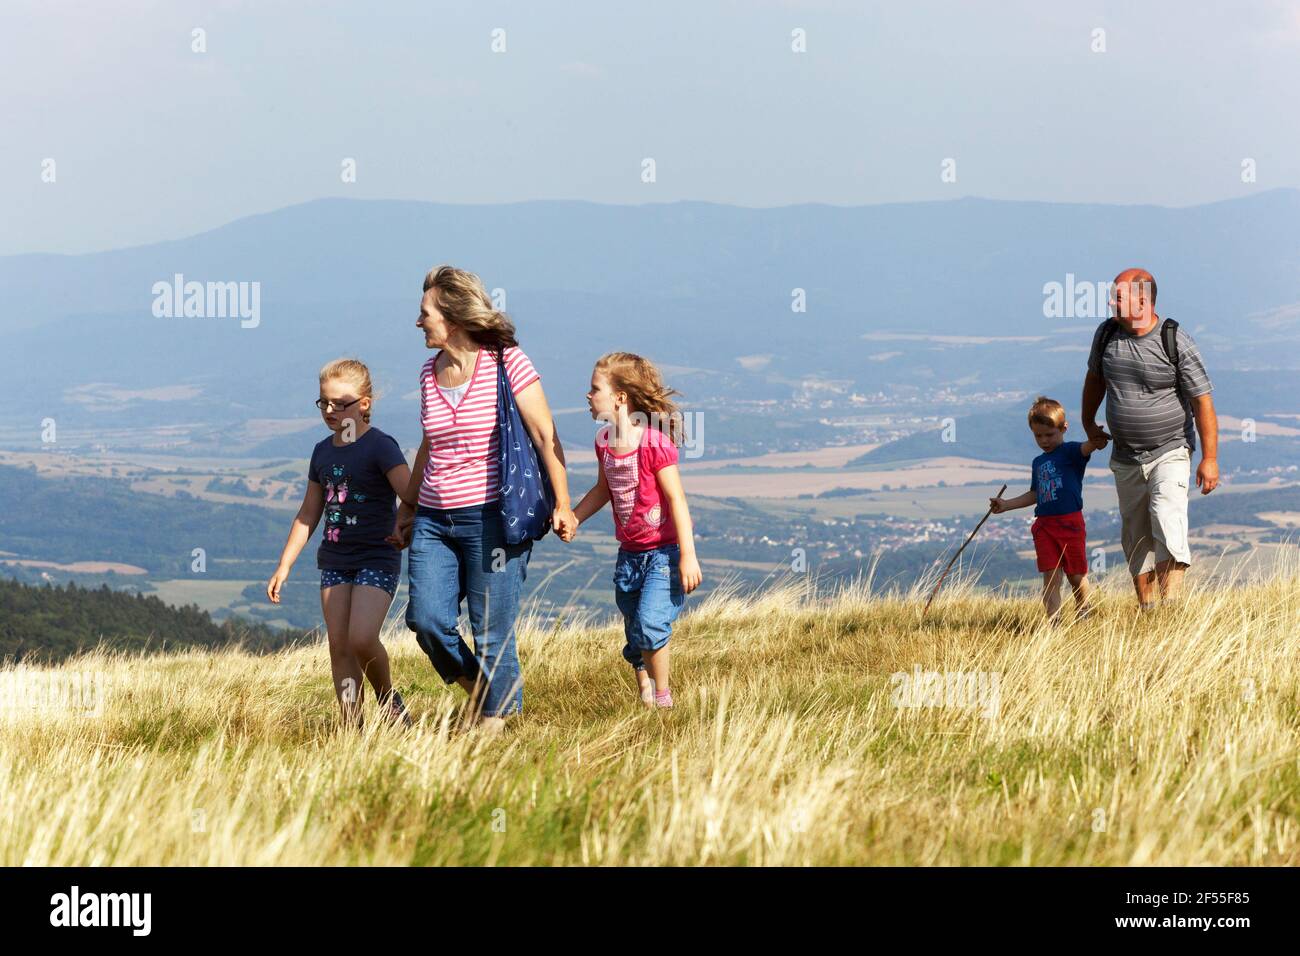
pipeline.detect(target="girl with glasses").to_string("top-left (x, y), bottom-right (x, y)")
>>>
top-left (267, 358), bottom-right (413, 729)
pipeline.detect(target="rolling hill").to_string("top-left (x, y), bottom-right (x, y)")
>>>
top-left (2, 567), bottom-right (1297, 864)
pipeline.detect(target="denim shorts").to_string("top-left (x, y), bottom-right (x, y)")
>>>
top-left (320, 567), bottom-right (400, 596)
top-left (613, 543), bottom-right (685, 670)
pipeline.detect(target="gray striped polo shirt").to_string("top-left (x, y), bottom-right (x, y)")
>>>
top-left (1087, 318), bottom-right (1213, 465)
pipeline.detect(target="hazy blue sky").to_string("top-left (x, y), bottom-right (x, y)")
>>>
top-left (3, 0), bottom-right (1298, 255)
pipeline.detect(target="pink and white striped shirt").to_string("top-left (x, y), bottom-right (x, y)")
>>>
top-left (596, 424), bottom-right (682, 551)
top-left (418, 346), bottom-right (541, 510)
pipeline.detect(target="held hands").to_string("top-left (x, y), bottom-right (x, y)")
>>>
top-left (387, 502), bottom-right (415, 550)
top-left (1084, 422), bottom-right (1111, 445)
top-left (553, 505), bottom-right (578, 541)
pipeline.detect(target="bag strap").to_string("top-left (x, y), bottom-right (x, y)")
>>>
top-left (492, 345), bottom-right (511, 391)
top-left (1160, 317), bottom-right (1180, 367)
top-left (1094, 318), bottom-right (1119, 374)
top-left (1160, 317), bottom-right (1181, 402)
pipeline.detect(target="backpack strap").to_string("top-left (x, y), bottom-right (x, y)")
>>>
top-left (1159, 317), bottom-right (1182, 402)
top-left (1093, 318), bottom-right (1119, 376)
top-left (1160, 317), bottom-right (1180, 366)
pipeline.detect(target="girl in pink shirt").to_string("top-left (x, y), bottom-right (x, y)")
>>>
top-left (569, 352), bottom-right (702, 709)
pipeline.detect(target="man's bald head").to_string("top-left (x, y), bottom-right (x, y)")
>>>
top-left (1111, 268), bottom-right (1158, 328)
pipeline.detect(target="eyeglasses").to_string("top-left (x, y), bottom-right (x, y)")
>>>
top-left (315, 397), bottom-right (362, 412)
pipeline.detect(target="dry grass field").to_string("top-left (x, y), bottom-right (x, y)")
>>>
top-left (2, 561), bottom-right (1298, 866)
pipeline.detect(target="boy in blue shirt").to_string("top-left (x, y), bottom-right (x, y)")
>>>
top-left (990, 396), bottom-right (1108, 621)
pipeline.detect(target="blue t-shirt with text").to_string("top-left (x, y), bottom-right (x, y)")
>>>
top-left (1030, 441), bottom-right (1089, 516)
top-left (307, 426), bottom-right (408, 573)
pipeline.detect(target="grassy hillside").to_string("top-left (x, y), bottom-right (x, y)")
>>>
top-left (1, 564), bottom-right (1297, 865)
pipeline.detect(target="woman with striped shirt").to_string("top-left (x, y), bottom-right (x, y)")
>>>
top-left (391, 266), bottom-right (576, 732)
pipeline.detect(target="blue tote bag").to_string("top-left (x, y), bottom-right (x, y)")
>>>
top-left (494, 348), bottom-right (555, 544)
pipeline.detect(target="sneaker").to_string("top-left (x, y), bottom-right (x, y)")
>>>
top-left (380, 690), bottom-right (413, 728)
top-left (654, 688), bottom-right (674, 710)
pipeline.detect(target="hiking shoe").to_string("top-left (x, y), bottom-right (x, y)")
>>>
top-left (380, 690), bottom-right (413, 728)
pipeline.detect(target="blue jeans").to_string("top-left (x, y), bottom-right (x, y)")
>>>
top-left (614, 544), bottom-right (685, 670)
top-left (404, 502), bottom-right (533, 717)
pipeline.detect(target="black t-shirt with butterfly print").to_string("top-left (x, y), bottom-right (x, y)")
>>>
top-left (307, 426), bottom-right (408, 573)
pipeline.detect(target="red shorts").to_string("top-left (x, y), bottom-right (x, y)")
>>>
top-left (1031, 512), bottom-right (1088, 576)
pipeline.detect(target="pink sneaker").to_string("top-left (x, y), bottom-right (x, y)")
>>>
top-left (654, 688), bottom-right (673, 709)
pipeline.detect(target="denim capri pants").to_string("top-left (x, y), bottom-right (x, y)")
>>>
top-left (613, 543), bottom-right (685, 670)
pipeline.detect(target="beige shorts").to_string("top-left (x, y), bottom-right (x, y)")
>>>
top-left (1110, 446), bottom-right (1192, 576)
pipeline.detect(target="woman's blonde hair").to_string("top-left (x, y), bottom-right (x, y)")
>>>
top-left (422, 265), bottom-right (519, 353)
top-left (594, 352), bottom-right (685, 446)
top-left (319, 358), bottom-right (374, 423)
top-left (1027, 395), bottom-right (1067, 430)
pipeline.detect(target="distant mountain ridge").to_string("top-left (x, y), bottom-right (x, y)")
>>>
top-left (7, 190), bottom-right (1300, 333)
top-left (4, 191), bottom-right (1298, 457)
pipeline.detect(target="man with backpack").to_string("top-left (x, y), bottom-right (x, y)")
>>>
top-left (1081, 268), bottom-right (1219, 610)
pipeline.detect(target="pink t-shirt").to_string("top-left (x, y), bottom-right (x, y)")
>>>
top-left (418, 346), bottom-right (540, 510)
top-left (596, 424), bottom-right (683, 551)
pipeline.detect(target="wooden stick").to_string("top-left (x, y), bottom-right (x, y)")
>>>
top-left (922, 483), bottom-right (1007, 617)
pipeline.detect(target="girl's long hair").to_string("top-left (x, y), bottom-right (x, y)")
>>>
top-left (595, 351), bottom-right (685, 447)
top-left (422, 265), bottom-right (519, 354)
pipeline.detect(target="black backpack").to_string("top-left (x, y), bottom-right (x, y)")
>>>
top-left (1096, 316), bottom-right (1182, 398)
